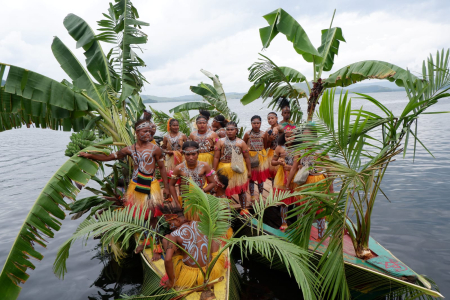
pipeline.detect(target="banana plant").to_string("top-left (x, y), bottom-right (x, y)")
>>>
top-left (0, 1), bottom-right (150, 298)
top-left (241, 8), bottom-right (420, 122)
top-left (170, 69), bottom-right (239, 124)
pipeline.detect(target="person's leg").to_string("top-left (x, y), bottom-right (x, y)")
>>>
top-left (317, 217), bottom-right (326, 240)
top-left (249, 180), bottom-right (255, 202)
top-left (257, 182), bottom-right (264, 195)
top-left (280, 205), bottom-right (288, 232)
top-left (239, 192), bottom-right (249, 215)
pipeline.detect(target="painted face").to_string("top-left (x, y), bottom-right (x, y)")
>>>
top-left (150, 123), bottom-right (156, 136)
top-left (226, 125), bottom-right (237, 139)
top-left (184, 147), bottom-right (199, 165)
top-left (170, 121), bottom-right (179, 133)
top-left (197, 119), bottom-right (208, 132)
top-left (137, 127), bottom-right (152, 142)
top-left (168, 218), bottom-right (182, 230)
top-left (251, 119), bottom-right (261, 131)
top-left (281, 107), bottom-right (291, 121)
top-left (267, 114), bottom-right (278, 126)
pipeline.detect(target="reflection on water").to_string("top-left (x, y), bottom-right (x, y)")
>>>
top-left (0, 92), bottom-right (449, 299)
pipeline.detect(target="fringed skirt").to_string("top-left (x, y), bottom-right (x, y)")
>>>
top-left (273, 167), bottom-right (298, 205)
top-left (124, 180), bottom-right (164, 218)
top-left (172, 251), bottom-right (225, 289)
top-left (217, 162), bottom-right (249, 197)
top-left (198, 151), bottom-right (214, 168)
top-left (267, 148), bottom-right (279, 178)
top-left (165, 150), bottom-right (184, 172)
top-left (249, 149), bottom-right (271, 183)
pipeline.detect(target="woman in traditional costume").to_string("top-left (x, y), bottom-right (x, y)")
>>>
top-left (189, 115), bottom-right (218, 168)
top-left (169, 141), bottom-right (216, 221)
top-left (243, 115), bottom-right (270, 203)
top-left (278, 97), bottom-right (296, 131)
top-left (271, 132), bottom-right (297, 232)
top-left (78, 119), bottom-right (171, 223)
top-left (211, 114), bottom-right (228, 138)
top-left (213, 121), bottom-right (252, 215)
top-left (267, 112), bottom-right (283, 181)
top-left (286, 126), bottom-right (333, 240)
top-left (162, 118), bottom-right (187, 174)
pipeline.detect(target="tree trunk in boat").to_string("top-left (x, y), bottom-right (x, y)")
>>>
top-left (307, 78), bottom-right (324, 122)
top-left (200, 288), bottom-right (216, 300)
top-left (355, 244), bottom-right (373, 260)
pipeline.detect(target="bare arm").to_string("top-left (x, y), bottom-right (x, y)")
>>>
top-left (78, 147), bottom-right (128, 161)
top-left (203, 164), bottom-right (216, 193)
top-left (286, 155), bottom-right (301, 185)
top-left (263, 131), bottom-right (269, 149)
top-left (243, 132), bottom-right (249, 144)
top-left (241, 143), bottom-right (251, 178)
top-left (162, 234), bottom-right (178, 289)
top-left (271, 147), bottom-right (283, 167)
top-left (169, 167), bottom-right (181, 207)
top-left (213, 142), bottom-right (221, 171)
top-left (155, 147), bottom-right (170, 197)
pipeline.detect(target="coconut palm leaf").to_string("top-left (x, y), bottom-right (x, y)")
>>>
top-left (149, 107), bottom-right (191, 136)
top-left (260, 8), bottom-right (321, 63)
top-left (169, 101), bottom-right (214, 114)
top-left (323, 60), bottom-right (419, 88)
top-left (0, 145), bottom-right (109, 300)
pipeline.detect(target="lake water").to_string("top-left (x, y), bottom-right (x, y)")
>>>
top-left (0, 91), bottom-right (449, 299)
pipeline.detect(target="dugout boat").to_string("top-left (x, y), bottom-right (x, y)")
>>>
top-left (139, 246), bottom-right (231, 300)
top-left (231, 183), bottom-right (443, 299)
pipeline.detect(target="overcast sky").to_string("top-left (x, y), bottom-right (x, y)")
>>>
top-left (1, 0), bottom-right (449, 97)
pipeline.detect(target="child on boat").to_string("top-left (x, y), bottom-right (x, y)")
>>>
top-left (243, 115), bottom-right (270, 204)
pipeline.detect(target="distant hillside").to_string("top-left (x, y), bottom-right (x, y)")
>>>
top-left (141, 92), bottom-right (246, 103)
top-left (294, 81), bottom-right (405, 95)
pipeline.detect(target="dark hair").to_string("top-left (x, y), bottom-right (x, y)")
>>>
top-left (158, 205), bottom-right (184, 217)
top-left (213, 115), bottom-right (227, 128)
top-left (143, 109), bottom-right (153, 121)
top-left (182, 141), bottom-right (199, 150)
top-left (277, 97), bottom-right (290, 110)
top-left (169, 118), bottom-right (179, 126)
top-left (251, 115), bottom-right (261, 122)
top-left (216, 169), bottom-right (229, 189)
top-left (134, 118), bottom-right (149, 130)
top-left (226, 121), bottom-right (238, 128)
top-left (199, 109), bottom-right (210, 119)
top-left (196, 115), bottom-right (208, 123)
top-left (267, 112), bottom-right (277, 117)
top-left (277, 133), bottom-right (286, 146)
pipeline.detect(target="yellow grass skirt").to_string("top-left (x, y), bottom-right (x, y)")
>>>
top-left (198, 151), bottom-right (214, 168)
top-left (249, 149), bottom-right (270, 182)
top-left (165, 151), bottom-right (184, 172)
top-left (124, 180), bottom-right (164, 217)
top-left (217, 162), bottom-right (249, 197)
top-left (267, 148), bottom-right (279, 178)
top-left (173, 251), bottom-right (225, 289)
top-left (273, 166), bottom-right (298, 205)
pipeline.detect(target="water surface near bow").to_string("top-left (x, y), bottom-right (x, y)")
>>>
top-left (0, 91), bottom-right (449, 299)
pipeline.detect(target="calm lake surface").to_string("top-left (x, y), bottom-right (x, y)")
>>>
top-left (0, 91), bottom-right (449, 299)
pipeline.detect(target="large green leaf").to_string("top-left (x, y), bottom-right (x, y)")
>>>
top-left (63, 13), bottom-right (115, 87)
top-left (323, 60), bottom-right (418, 88)
top-left (260, 8), bottom-right (321, 63)
top-left (0, 63), bottom-right (94, 132)
top-left (317, 27), bottom-right (345, 72)
top-left (169, 101), bottom-right (214, 114)
top-left (0, 146), bottom-right (108, 299)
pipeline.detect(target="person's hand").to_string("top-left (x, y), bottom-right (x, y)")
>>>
top-left (167, 151), bottom-right (173, 156)
top-left (163, 279), bottom-right (174, 290)
top-left (135, 244), bottom-right (145, 254)
top-left (284, 165), bottom-right (292, 171)
top-left (247, 173), bottom-right (252, 180)
top-left (78, 152), bottom-right (91, 159)
top-left (268, 134), bottom-right (275, 141)
top-left (163, 187), bottom-right (170, 198)
top-left (273, 127), bottom-right (279, 135)
top-left (152, 253), bottom-right (162, 261)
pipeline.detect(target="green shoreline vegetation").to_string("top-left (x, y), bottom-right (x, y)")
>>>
top-left (0, 1), bottom-right (448, 300)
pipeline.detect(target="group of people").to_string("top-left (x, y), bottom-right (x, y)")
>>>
top-left (78, 102), bottom-right (331, 290)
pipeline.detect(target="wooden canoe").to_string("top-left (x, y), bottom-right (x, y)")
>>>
top-left (232, 181), bottom-right (443, 299)
top-left (139, 246), bottom-right (231, 299)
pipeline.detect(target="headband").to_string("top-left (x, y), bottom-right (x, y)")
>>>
top-left (183, 148), bottom-right (199, 154)
top-left (268, 112), bottom-right (277, 117)
top-left (164, 214), bottom-right (178, 221)
top-left (136, 122), bottom-right (150, 130)
top-left (196, 116), bottom-right (208, 123)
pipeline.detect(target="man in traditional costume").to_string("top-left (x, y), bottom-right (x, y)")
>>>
top-left (243, 115), bottom-right (270, 204)
top-left (189, 115), bottom-right (218, 168)
top-left (78, 119), bottom-right (172, 223)
top-left (160, 207), bottom-right (226, 290)
top-left (162, 118), bottom-right (187, 174)
top-left (213, 121), bottom-right (252, 215)
top-left (169, 141), bottom-right (216, 220)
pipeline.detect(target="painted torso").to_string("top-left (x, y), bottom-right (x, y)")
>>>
top-left (164, 131), bottom-right (183, 151)
top-left (192, 130), bottom-right (215, 153)
top-left (178, 161), bottom-right (206, 191)
top-left (219, 137), bottom-right (244, 163)
top-left (247, 130), bottom-right (265, 151)
top-left (127, 144), bottom-right (157, 180)
top-left (171, 221), bottom-right (209, 266)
